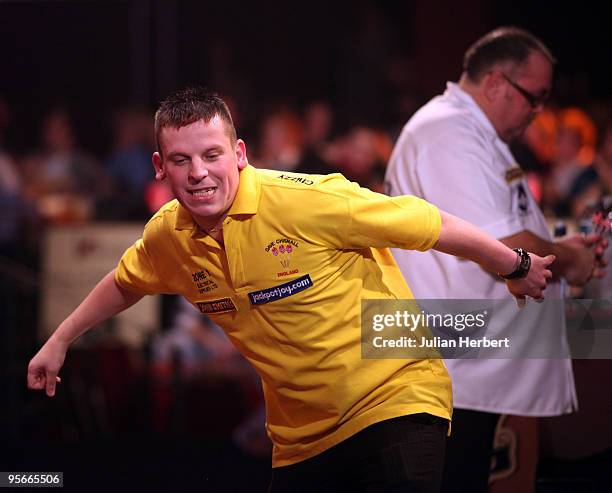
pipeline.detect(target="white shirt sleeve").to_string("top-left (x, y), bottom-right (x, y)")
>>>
top-left (387, 124), bottom-right (526, 240)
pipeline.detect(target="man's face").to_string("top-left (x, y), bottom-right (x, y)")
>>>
top-left (496, 50), bottom-right (553, 143)
top-left (152, 116), bottom-right (247, 229)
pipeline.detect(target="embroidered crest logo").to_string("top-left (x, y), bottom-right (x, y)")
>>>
top-left (264, 239), bottom-right (300, 277)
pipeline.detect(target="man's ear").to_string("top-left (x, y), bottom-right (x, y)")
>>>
top-left (235, 139), bottom-right (248, 170)
top-left (483, 71), bottom-right (504, 104)
top-left (152, 152), bottom-right (166, 180)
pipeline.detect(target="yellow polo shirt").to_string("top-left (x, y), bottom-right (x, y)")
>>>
top-left (115, 165), bottom-right (452, 467)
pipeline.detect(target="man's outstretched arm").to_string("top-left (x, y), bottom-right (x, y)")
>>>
top-left (434, 210), bottom-right (554, 301)
top-left (27, 270), bottom-right (143, 397)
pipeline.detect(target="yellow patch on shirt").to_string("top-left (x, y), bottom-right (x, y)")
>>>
top-left (505, 167), bottom-right (524, 183)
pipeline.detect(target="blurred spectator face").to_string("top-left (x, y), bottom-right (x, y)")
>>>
top-left (42, 109), bottom-right (75, 152)
top-left (557, 107), bottom-right (597, 165)
top-left (569, 125), bottom-right (612, 218)
top-left (261, 112), bottom-right (302, 154)
top-left (112, 108), bottom-right (153, 150)
top-left (523, 109), bottom-right (558, 163)
top-left (595, 126), bottom-right (612, 190)
top-left (555, 127), bottom-right (582, 165)
top-left (601, 127), bottom-right (612, 163)
top-left (303, 102), bottom-right (332, 147)
top-left (258, 110), bottom-right (303, 169)
top-left (496, 50), bottom-right (552, 142)
top-left (261, 115), bottom-right (288, 157)
top-left (344, 127), bottom-right (379, 176)
top-left (570, 181), bottom-right (601, 219)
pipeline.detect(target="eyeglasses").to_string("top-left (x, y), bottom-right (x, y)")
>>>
top-left (500, 73), bottom-right (549, 109)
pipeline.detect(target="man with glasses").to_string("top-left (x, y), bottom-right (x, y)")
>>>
top-left (385, 27), bottom-right (605, 492)
top-left (500, 72), bottom-right (549, 110)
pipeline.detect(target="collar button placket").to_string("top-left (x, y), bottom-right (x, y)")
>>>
top-left (222, 223), bottom-right (246, 292)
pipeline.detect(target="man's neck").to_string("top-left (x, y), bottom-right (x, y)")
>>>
top-left (195, 214), bottom-right (225, 235)
top-left (457, 75), bottom-right (504, 141)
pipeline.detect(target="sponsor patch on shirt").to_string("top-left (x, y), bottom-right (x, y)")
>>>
top-left (505, 167), bottom-right (524, 183)
top-left (248, 274), bottom-right (313, 305)
top-left (196, 297), bottom-right (237, 314)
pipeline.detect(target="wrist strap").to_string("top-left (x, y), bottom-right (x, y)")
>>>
top-left (500, 248), bottom-right (531, 280)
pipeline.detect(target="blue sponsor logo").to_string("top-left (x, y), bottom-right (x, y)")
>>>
top-left (248, 274), bottom-right (313, 305)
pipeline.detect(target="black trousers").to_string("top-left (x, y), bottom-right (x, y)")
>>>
top-left (268, 413), bottom-right (448, 493)
top-left (440, 408), bottom-right (501, 493)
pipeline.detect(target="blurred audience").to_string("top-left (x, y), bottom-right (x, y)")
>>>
top-left (293, 100), bottom-right (341, 176)
top-left (254, 108), bottom-right (303, 171)
top-left (100, 106), bottom-right (155, 220)
top-left (0, 96), bottom-right (39, 261)
top-left (0, 97), bottom-right (22, 252)
top-left (0, 151), bottom-right (21, 251)
top-left (565, 121), bottom-right (612, 300)
top-left (541, 108), bottom-right (597, 216)
top-left (150, 298), bottom-right (270, 456)
top-left (326, 125), bottom-right (391, 192)
top-left (303, 101), bottom-right (333, 150)
top-left (569, 120), bottom-right (612, 216)
top-left (151, 298), bottom-right (238, 378)
top-left (21, 107), bottom-right (107, 224)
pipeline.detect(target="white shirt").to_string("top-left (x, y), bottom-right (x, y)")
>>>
top-left (385, 82), bottom-right (577, 416)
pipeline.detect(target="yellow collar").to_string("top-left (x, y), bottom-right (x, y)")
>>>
top-left (227, 164), bottom-right (261, 216)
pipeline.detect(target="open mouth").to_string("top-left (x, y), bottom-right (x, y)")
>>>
top-left (189, 187), bottom-right (217, 197)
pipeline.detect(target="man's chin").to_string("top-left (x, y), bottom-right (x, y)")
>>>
top-left (180, 200), bottom-right (217, 217)
top-left (505, 125), bottom-right (529, 143)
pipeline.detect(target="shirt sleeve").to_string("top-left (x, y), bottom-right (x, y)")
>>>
top-left (319, 176), bottom-right (442, 251)
top-left (387, 125), bottom-right (525, 240)
top-left (114, 219), bottom-right (169, 295)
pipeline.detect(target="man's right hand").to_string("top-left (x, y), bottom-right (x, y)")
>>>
top-left (558, 233), bottom-right (606, 286)
top-left (26, 270), bottom-right (145, 397)
top-left (27, 338), bottom-right (68, 397)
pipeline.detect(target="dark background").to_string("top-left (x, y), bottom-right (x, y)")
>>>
top-left (1, 0), bottom-right (610, 153)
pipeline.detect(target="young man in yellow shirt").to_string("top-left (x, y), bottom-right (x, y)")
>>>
top-left (28, 87), bottom-right (554, 492)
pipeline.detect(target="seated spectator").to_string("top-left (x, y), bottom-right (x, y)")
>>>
top-left (21, 107), bottom-right (107, 224)
top-left (0, 150), bottom-right (21, 251)
top-left (0, 95), bottom-right (36, 258)
top-left (543, 108), bottom-right (597, 216)
top-left (326, 125), bottom-right (392, 192)
top-left (254, 108), bottom-right (303, 171)
top-left (567, 120), bottom-right (612, 299)
top-left (293, 101), bottom-right (340, 176)
top-left (99, 106), bottom-right (155, 220)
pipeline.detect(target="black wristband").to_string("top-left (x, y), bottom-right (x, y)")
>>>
top-left (500, 248), bottom-right (531, 280)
